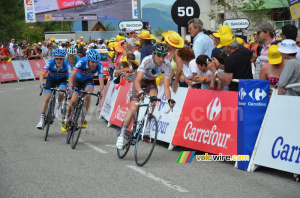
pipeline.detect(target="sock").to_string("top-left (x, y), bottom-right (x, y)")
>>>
top-left (64, 114), bottom-right (70, 121)
top-left (84, 113), bottom-right (87, 119)
top-left (41, 113), bottom-right (45, 119)
top-left (120, 125), bottom-right (127, 137)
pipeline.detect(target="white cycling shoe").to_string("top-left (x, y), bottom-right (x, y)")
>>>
top-left (116, 136), bottom-right (124, 150)
top-left (36, 119), bottom-right (45, 130)
top-left (55, 107), bottom-right (61, 118)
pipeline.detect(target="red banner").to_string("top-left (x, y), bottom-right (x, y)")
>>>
top-left (172, 89), bottom-right (238, 155)
top-left (109, 80), bottom-right (131, 128)
top-left (0, 62), bottom-right (18, 82)
top-left (28, 59), bottom-right (46, 78)
top-left (57, 0), bottom-right (81, 9)
top-left (99, 80), bottom-right (111, 112)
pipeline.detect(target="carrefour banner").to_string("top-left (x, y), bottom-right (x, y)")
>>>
top-left (100, 80), bottom-right (120, 121)
top-left (250, 95), bottom-right (300, 174)
top-left (99, 80), bottom-right (111, 113)
top-left (237, 80), bottom-right (269, 171)
top-left (171, 89), bottom-right (238, 155)
top-left (12, 60), bottom-right (35, 80)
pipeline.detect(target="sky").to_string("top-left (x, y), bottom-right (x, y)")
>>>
top-left (141, 0), bottom-right (175, 7)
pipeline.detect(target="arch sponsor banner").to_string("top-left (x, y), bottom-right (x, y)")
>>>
top-left (249, 95), bottom-right (300, 174)
top-left (99, 80), bottom-right (111, 112)
top-left (171, 89), bottom-right (238, 156)
top-left (12, 60), bottom-right (35, 80)
top-left (109, 80), bottom-right (131, 128)
top-left (28, 59), bottom-right (46, 78)
top-left (100, 81), bottom-right (120, 121)
top-left (0, 62), bottom-right (18, 82)
top-left (34, 0), bottom-right (58, 13)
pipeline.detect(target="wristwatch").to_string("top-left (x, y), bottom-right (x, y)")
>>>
top-left (214, 71), bottom-right (219, 76)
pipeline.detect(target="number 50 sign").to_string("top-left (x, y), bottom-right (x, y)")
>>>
top-left (171, 0), bottom-right (200, 27)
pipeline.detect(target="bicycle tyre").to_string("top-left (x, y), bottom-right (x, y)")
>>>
top-left (71, 106), bottom-right (83, 149)
top-left (106, 0), bottom-right (112, 5)
top-left (89, 0), bottom-right (99, 8)
top-left (74, 0), bottom-right (85, 12)
top-left (117, 122), bottom-right (134, 159)
top-left (134, 115), bottom-right (158, 167)
top-left (61, 96), bottom-right (67, 123)
top-left (44, 100), bottom-right (54, 141)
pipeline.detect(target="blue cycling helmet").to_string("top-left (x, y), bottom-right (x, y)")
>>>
top-left (87, 49), bottom-right (101, 62)
top-left (53, 49), bottom-right (66, 57)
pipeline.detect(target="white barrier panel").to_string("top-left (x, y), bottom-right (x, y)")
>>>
top-left (12, 60), bottom-right (35, 80)
top-left (248, 94), bottom-right (300, 174)
top-left (100, 81), bottom-right (120, 121)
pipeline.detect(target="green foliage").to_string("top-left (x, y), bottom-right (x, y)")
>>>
top-left (154, 27), bottom-right (164, 37)
top-left (104, 21), bottom-right (116, 31)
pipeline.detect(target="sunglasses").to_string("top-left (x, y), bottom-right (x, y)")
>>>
top-left (296, 41), bottom-right (300, 44)
top-left (257, 31), bottom-right (262, 36)
top-left (126, 32), bottom-right (134, 35)
top-left (55, 58), bottom-right (64, 60)
top-left (154, 51), bottom-right (167, 57)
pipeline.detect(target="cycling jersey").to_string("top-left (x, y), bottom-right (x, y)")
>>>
top-left (43, 59), bottom-right (70, 79)
top-left (137, 55), bottom-right (172, 80)
top-left (65, 55), bottom-right (79, 68)
top-left (73, 56), bottom-right (103, 81)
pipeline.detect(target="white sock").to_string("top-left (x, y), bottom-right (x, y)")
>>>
top-left (120, 126), bottom-right (127, 137)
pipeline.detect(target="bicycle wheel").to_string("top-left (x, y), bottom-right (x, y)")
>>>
top-left (61, 96), bottom-right (67, 123)
top-left (89, 0), bottom-right (99, 9)
top-left (117, 122), bottom-right (134, 159)
top-left (106, 0), bottom-right (112, 5)
top-left (74, 0), bottom-right (86, 12)
top-left (134, 115), bottom-right (158, 167)
top-left (71, 106), bottom-right (84, 149)
top-left (66, 119), bottom-right (72, 144)
top-left (44, 100), bottom-right (54, 141)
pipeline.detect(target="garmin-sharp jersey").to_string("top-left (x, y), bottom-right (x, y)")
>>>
top-left (73, 57), bottom-right (103, 80)
top-left (43, 59), bottom-right (70, 79)
top-left (137, 55), bottom-right (172, 80)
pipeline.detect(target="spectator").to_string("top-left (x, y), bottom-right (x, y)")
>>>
top-left (128, 38), bottom-right (141, 60)
top-left (37, 42), bottom-right (43, 54)
top-left (28, 43), bottom-right (42, 60)
top-left (42, 43), bottom-right (53, 59)
top-left (21, 39), bottom-right (27, 49)
top-left (137, 29), bottom-right (156, 61)
top-left (188, 18), bottom-right (214, 58)
top-left (296, 36), bottom-right (300, 48)
top-left (9, 38), bottom-right (16, 51)
top-left (207, 34), bottom-right (253, 91)
top-left (41, 41), bottom-right (47, 53)
top-left (195, 55), bottom-right (215, 90)
top-left (0, 43), bottom-right (10, 61)
top-left (126, 28), bottom-right (137, 39)
top-left (10, 44), bottom-right (23, 60)
top-left (176, 47), bottom-right (195, 87)
top-left (255, 22), bottom-right (276, 79)
top-left (281, 24), bottom-right (300, 61)
top-left (259, 45), bottom-right (286, 89)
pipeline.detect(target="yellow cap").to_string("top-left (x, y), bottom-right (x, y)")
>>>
top-left (268, 45), bottom-right (282, 65)
top-left (236, 37), bottom-right (244, 45)
top-left (108, 51), bottom-right (115, 58)
top-left (80, 36), bottom-right (84, 39)
top-left (135, 40), bottom-right (141, 46)
top-left (213, 25), bottom-right (232, 38)
top-left (121, 56), bottom-right (127, 62)
top-left (137, 30), bottom-right (156, 40)
top-left (277, 37), bottom-right (282, 41)
top-left (51, 37), bottom-right (55, 42)
top-left (161, 30), bottom-right (184, 48)
top-left (217, 34), bottom-right (236, 48)
top-left (115, 35), bottom-right (122, 42)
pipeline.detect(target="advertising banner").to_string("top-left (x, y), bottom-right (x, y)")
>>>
top-left (24, 0), bottom-right (36, 23)
top-left (34, 0), bottom-right (59, 13)
top-left (172, 89), bottom-right (238, 155)
top-left (12, 60), bottom-right (35, 80)
top-left (250, 95), bottom-right (300, 174)
top-left (0, 62), bottom-right (18, 82)
top-left (99, 80), bottom-right (111, 112)
top-left (28, 59), bottom-right (46, 78)
top-left (100, 81), bottom-right (120, 121)
top-left (237, 80), bottom-right (269, 171)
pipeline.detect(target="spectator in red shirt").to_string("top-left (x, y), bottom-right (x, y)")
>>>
top-left (0, 43), bottom-right (10, 61)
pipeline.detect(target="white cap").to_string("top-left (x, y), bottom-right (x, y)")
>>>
top-left (88, 43), bottom-right (95, 48)
top-left (278, 39), bottom-right (298, 54)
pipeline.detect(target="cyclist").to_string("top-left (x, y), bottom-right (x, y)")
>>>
top-left (36, 49), bottom-right (70, 129)
top-left (61, 49), bottom-right (104, 132)
top-left (116, 43), bottom-right (176, 149)
top-left (65, 46), bottom-right (79, 70)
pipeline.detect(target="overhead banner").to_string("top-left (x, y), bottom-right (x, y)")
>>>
top-left (34, 0), bottom-right (58, 13)
top-left (237, 80), bottom-right (269, 171)
top-left (28, 59), bottom-right (46, 78)
top-left (0, 62), bottom-right (18, 82)
top-left (12, 60), bottom-right (35, 80)
top-left (24, 0), bottom-right (36, 23)
top-left (249, 94), bottom-right (300, 175)
top-left (171, 89), bottom-right (238, 156)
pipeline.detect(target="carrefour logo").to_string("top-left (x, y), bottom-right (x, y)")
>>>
top-left (2, 64), bottom-right (7, 71)
top-left (206, 97), bottom-right (221, 121)
top-left (157, 93), bottom-right (167, 111)
top-left (249, 88), bottom-right (267, 101)
top-left (20, 63), bottom-right (25, 70)
top-left (239, 87), bottom-right (246, 100)
top-left (36, 62), bottom-right (40, 68)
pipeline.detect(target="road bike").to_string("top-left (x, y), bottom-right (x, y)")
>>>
top-left (106, 0), bottom-right (120, 5)
top-left (40, 86), bottom-right (66, 141)
top-left (117, 93), bottom-right (172, 167)
top-left (66, 88), bottom-right (100, 149)
top-left (74, 0), bottom-right (99, 12)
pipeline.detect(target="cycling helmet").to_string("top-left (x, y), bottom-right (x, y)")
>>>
top-left (53, 49), bottom-right (66, 57)
top-left (87, 49), bottom-right (101, 62)
top-left (152, 43), bottom-right (168, 54)
top-left (67, 46), bottom-right (77, 55)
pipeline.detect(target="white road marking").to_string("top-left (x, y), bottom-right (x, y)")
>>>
top-left (83, 141), bottom-right (108, 153)
top-left (127, 165), bottom-right (189, 193)
top-left (15, 88), bottom-right (24, 89)
top-left (104, 144), bottom-right (116, 148)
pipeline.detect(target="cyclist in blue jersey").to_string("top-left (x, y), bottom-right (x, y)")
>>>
top-left (36, 49), bottom-right (70, 129)
top-left (65, 46), bottom-right (79, 70)
top-left (61, 49), bottom-right (104, 132)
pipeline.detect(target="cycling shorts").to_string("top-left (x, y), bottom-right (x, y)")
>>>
top-left (73, 76), bottom-right (94, 93)
top-left (45, 76), bottom-right (67, 94)
top-left (129, 74), bottom-right (157, 101)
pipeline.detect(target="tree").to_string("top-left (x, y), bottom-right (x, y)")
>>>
top-left (154, 27), bottom-right (164, 37)
top-left (103, 21), bottom-right (116, 31)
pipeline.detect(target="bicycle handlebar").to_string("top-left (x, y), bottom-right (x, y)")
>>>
top-left (73, 88), bottom-right (101, 106)
top-left (135, 95), bottom-right (173, 114)
top-left (39, 87), bottom-right (66, 96)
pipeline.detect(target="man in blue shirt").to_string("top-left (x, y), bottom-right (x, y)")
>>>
top-left (137, 29), bottom-right (156, 61)
top-left (188, 18), bottom-right (214, 58)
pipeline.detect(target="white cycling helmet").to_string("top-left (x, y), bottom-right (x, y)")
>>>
top-left (67, 46), bottom-right (77, 55)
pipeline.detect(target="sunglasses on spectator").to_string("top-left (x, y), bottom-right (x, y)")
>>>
top-left (126, 32), bottom-right (134, 35)
top-left (54, 58), bottom-right (64, 60)
top-left (154, 51), bottom-right (167, 57)
top-left (257, 31), bottom-right (263, 36)
top-left (296, 41), bottom-right (300, 44)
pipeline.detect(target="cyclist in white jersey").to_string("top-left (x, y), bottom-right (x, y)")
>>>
top-left (116, 43), bottom-right (176, 149)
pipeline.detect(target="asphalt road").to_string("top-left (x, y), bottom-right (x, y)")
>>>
top-left (0, 80), bottom-right (299, 198)
top-left (35, 0), bottom-right (132, 22)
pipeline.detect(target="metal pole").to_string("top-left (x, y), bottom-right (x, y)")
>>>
top-left (137, 0), bottom-right (142, 21)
